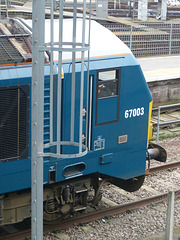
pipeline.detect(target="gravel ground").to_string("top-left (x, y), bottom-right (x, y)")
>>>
top-left (149, 136), bottom-right (180, 167)
top-left (44, 137), bottom-right (180, 240)
top-left (158, 137), bottom-right (180, 163)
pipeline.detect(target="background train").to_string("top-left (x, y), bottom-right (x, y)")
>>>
top-left (0, 18), bottom-right (166, 225)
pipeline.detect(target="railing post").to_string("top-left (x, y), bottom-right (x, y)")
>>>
top-left (130, 25), bottom-right (133, 50)
top-left (165, 191), bottom-right (175, 240)
top-left (114, 0), bottom-right (116, 9)
top-left (156, 106), bottom-right (161, 142)
top-left (32, 0), bottom-right (45, 238)
top-left (169, 23), bottom-right (173, 55)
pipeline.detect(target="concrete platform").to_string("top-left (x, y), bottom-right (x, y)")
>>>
top-left (137, 55), bottom-right (180, 82)
top-left (137, 55), bottom-right (180, 103)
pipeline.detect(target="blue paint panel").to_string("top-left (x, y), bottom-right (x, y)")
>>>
top-left (0, 159), bottom-right (31, 194)
top-left (97, 96), bottom-right (118, 124)
top-left (97, 149), bottom-right (147, 179)
top-left (0, 53), bottom-right (153, 195)
top-left (53, 58), bottom-right (152, 182)
top-left (90, 63), bottom-right (152, 179)
top-left (0, 171), bottom-right (31, 194)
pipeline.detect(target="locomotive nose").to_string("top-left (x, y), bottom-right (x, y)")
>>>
top-left (147, 143), bottom-right (167, 162)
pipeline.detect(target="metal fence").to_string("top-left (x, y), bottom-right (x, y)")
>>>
top-left (104, 23), bottom-right (180, 57)
top-left (156, 103), bottom-right (180, 141)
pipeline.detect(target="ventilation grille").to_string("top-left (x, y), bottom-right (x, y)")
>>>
top-left (0, 86), bottom-right (29, 162)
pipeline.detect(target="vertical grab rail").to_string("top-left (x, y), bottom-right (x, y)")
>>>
top-left (88, 76), bottom-right (93, 151)
top-left (56, 0), bottom-right (64, 155)
top-left (49, 0), bottom-right (54, 144)
top-left (79, 0), bottom-right (87, 154)
top-left (86, 0), bottom-right (92, 149)
top-left (70, 0), bottom-right (77, 143)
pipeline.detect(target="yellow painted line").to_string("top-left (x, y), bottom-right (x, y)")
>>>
top-left (147, 100), bottom-right (153, 145)
top-left (144, 67), bottom-right (180, 75)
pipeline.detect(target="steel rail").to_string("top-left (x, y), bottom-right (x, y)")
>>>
top-left (146, 161), bottom-right (180, 175)
top-left (2, 188), bottom-right (180, 240)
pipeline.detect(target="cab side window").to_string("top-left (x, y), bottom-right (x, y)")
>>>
top-left (98, 70), bottom-right (118, 99)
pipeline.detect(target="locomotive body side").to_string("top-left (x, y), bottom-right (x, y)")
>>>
top-left (57, 54), bottom-right (152, 182)
top-left (0, 54), bottom-right (152, 224)
top-left (0, 19), bottom-right (164, 225)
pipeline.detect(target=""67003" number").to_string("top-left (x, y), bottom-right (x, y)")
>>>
top-left (125, 107), bottom-right (144, 119)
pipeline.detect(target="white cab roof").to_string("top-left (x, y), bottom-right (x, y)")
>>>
top-left (24, 18), bottom-right (132, 61)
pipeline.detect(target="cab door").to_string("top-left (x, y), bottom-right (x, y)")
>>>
top-left (96, 69), bottom-right (120, 125)
top-left (91, 68), bottom-right (121, 152)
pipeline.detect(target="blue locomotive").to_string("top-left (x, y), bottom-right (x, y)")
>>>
top-left (0, 18), bottom-right (166, 225)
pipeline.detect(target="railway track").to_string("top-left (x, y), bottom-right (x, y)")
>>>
top-left (2, 191), bottom-right (180, 240)
top-left (146, 160), bottom-right (180, 175)
top-left (1, 159), bottom-right (180, 240)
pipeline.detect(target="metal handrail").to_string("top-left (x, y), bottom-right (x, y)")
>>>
top-left (104, 23), bottom-right (180, 57)
top-left (156, 103), bottom-right (180, 141)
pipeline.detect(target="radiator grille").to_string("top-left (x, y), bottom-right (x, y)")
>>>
top-left (0, 85), bottom-right (29, 162)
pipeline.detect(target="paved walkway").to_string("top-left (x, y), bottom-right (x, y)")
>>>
top-left (137, 55), bottom-right (180, 82)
